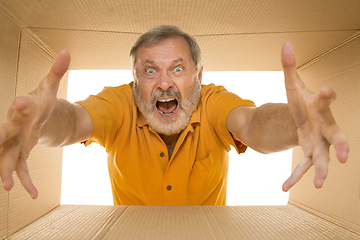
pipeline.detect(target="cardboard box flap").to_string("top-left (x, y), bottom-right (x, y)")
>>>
top-left (10, 206), bottom-right (360, 239)
top-left (1, 0), bottom-right (360, 71)
top-left (290, 34), bottom-right (360, 233)
top-left (2, 0), bottom-right (360, 35)
top-left (28, 28), bottom-right (359, 71)
top-left (5, 29), bottom-right (68, 237)
top-left (0, 8), bottom-right (21, 240)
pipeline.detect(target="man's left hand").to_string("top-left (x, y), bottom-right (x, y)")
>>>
top-left (281, 41), bottom-right (349, 192)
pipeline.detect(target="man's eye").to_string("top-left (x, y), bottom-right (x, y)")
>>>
top-left (146, 68), bottom-right (155, 74)
top-left (174, 67), bottom-right (183, 72)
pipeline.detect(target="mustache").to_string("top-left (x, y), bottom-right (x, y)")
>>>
top-left (151, 89), bottom-right (182, 105)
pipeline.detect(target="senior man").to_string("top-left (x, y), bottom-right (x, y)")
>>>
top-left (0, 25), bottom-right (349, 205)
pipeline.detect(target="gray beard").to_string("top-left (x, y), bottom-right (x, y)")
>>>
top-left (132, 78), bottom-right (201, 136)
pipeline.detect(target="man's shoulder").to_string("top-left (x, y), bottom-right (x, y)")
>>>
top-left (103, 82), bottom-right (133, 94)
top-left (199, 83), bottom-right (254, 108)
top-left (100, 82), bottom-right (134, 101)
top-left (201, 83), bottom-right (226, 92)
top-left (200, 83), bottom-right (229, 99)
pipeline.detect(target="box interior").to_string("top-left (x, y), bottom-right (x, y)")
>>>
top-left (0, 0), bottom-right (359, 239)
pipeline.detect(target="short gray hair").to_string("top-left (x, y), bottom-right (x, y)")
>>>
top-left (130, 25), bottom-right (203, 73)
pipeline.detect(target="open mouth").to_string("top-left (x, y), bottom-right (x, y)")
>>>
top-left (156, 98), bottom-right (178, 116)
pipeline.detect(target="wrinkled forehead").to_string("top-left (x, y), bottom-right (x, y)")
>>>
top-left (135, 37), bottom-right (193, 64)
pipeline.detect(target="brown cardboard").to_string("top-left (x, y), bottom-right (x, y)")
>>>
top-left (1, 0), bottom-right (360, 34)
top-left (0, 6), bottom-right (69, 238)
top-left (0, 0), bottom-right (360, 239)
top-left (291, 33), bottom-right (360, 233)
top-left (0, 7), bottom-right (21, 239)
top-left (10, 206), bottom-right (360, 239)
top-left (1, 0), bottom-right (360, 71)
top-left (10, 205), bottom-right (128, 240)
top-left (6, 30), bottom-right (68, 236)
top-left (28, 28), bottom-right (359, 71)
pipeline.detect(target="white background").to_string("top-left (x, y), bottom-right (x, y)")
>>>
top-left (61, 70), bottom-right (292, 206)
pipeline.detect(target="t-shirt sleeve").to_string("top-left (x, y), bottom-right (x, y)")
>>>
top-left (76, 87), bottom-right (123, 149)
top-left (204, 84), bottom-right (256, 154)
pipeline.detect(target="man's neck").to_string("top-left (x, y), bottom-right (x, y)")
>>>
top-left (160, 133), bottom-right (180, 160)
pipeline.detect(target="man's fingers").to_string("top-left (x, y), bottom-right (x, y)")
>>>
top-left (6, 96), bottom-right (35, 123)
top-left (15, 96), bottom-right (35, 115)
top-left (282, 156), bottom-right (312, 192)
top-left (0, 166), bottom-right (14, 191)
top-left (0, 122), bottom-right (21, 145)
top-left (0, 97), bottom-right (34, 144)
top-left (316, 86), bottom-right (337, 112)
top-left (316, 86), bottom-right (349, 164)
top-left (322, 125), bottom-right (349, 164)
top-left (334, 138), bottom-right (349, 163)
top-left (0, 144), bottom-right (20, 191)
top-left (312, 141), bottom-right (330, 189)
top-left (1, 172), bottom-right (14, 191)
top-left (16, 159), bottom-right (38, 199)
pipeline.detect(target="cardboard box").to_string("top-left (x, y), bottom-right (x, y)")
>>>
top-left (0, 0), bottom-right (359, 239)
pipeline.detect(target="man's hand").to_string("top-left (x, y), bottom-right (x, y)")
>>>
top-left (0, 50), bottom-right (70, 199)
top-left (281, 42), bottom-right (349, 192)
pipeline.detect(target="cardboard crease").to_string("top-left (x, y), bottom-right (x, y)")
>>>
top-left (91, 206), bottom-right (129, 240)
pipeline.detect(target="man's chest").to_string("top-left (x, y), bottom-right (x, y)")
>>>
top-left (106, 125), bottom-right (230, 205)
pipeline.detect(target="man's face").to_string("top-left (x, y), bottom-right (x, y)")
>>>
top-left (133, 37), bottom-right (202, 136)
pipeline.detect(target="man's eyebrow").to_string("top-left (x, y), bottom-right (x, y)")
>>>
top-left (173, 58), bottom-right (184, 64)
top-left (144, 60), bottom-right (155, 65)
top-left (143, 59), bottom-right (184, 65)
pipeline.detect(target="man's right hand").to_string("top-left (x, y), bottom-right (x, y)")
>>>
top-left (0, 50), bottom-right (70, 199)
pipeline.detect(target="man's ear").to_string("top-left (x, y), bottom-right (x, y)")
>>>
top-left (198, 66), bottom-right (203, 84)
top-left (132, 68), bottom-right (139, 83)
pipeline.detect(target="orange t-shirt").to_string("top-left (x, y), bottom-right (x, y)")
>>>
top-left (77, 83), bottom-right (255, 205)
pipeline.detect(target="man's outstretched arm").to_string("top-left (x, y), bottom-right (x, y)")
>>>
top-left (227, 41), bottom-right (349, 192)
top-left (39, 99), bottom-right (92, 148)
top-left (0, 50), bottom-right (93, 199)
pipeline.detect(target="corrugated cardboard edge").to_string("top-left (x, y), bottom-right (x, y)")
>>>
top-left (18, 205), bottom-right (357, 240)
top-left (289, 202), bottom-right (360, 236)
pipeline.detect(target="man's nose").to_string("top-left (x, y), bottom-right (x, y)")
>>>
top-left (157, 71), bottom-right (174, 91)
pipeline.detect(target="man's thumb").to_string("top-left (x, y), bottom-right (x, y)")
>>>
top-left (281, 42), bottom-right (297, 81)
top-left (47, 50), bottom-right (71, 87)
